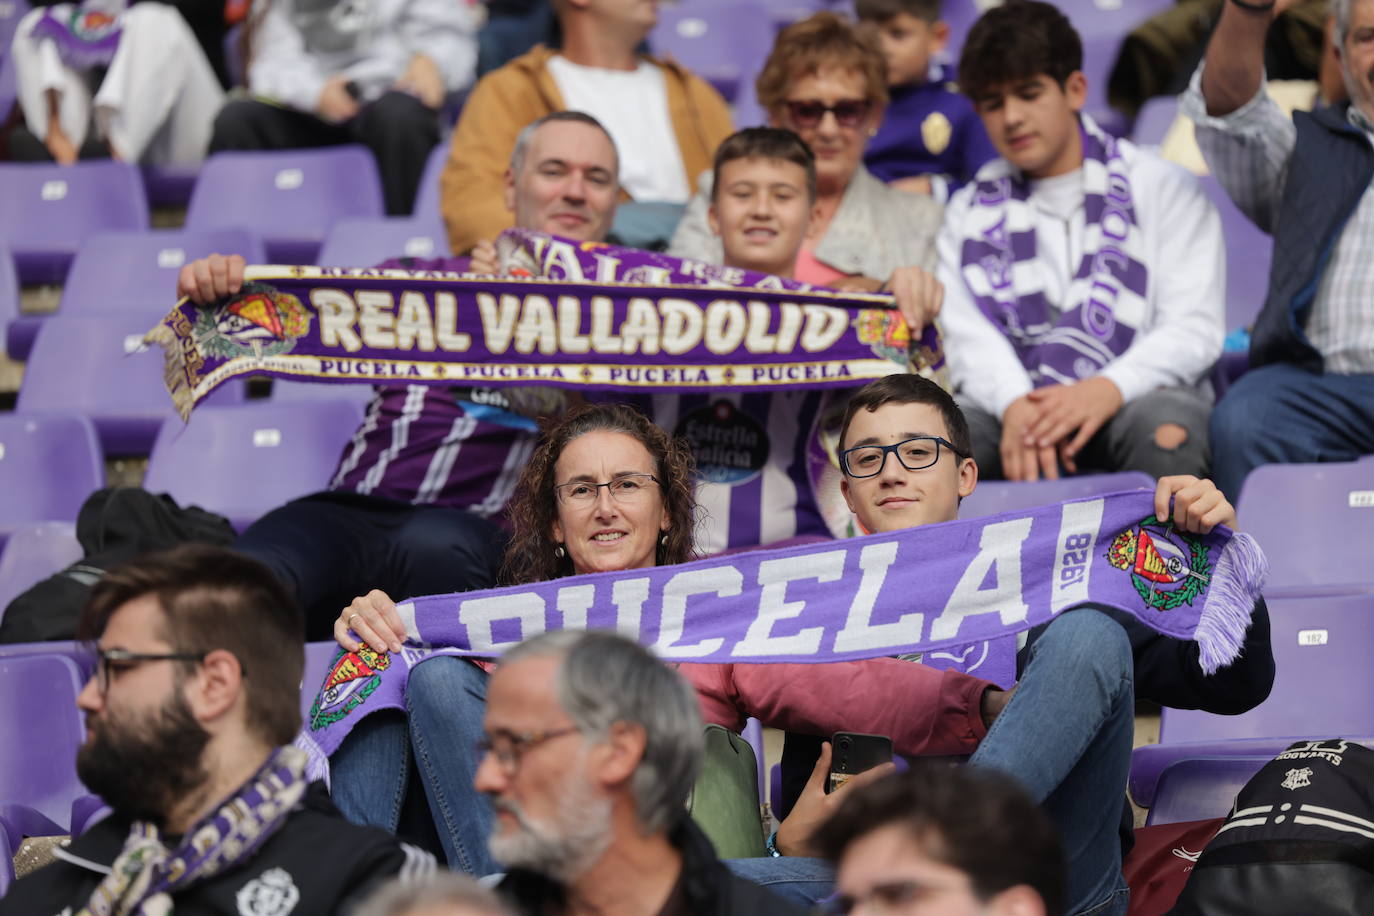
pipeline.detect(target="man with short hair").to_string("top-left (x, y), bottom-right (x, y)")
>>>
top-left (818, 765), bottom-right (1066, 916)
top-left (476, 629), bottom-right (805, 915)
top-left (0, 544), bottom-right (433, 913)
top-left (938, 1), bottom-right (1226, 483)
top-left (1185, 0), bottom-right (1374, 498)
top-left (440, 0), bottom-right (735, 255)
top-left (176, 112), bottom-right (625, 638)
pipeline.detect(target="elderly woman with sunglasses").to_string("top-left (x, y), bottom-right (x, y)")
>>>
top-left (328, 402), bottom-right (1005, 877)
top-left (669, 12), bottom-right (944, 331)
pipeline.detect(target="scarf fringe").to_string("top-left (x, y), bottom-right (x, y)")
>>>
top-left (143, 322), bottom-right (196, 421)
top-left (1195, 531), bottom-right (1269, 674)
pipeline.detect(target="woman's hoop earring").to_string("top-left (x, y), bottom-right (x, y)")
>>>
top-left (554, 544), bottom-right (566, 558)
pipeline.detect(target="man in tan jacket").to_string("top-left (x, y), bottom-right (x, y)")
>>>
top-left (440, 0), bottom-right (735, 255)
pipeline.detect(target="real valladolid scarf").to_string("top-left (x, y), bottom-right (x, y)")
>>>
top-left (958, 116), bottom-right (1147, 387)
top-left (31, 0), bottom-right (126, 69)
top-left (146, 230), bottom-right (945, 419)
top-left (297, 490), bottom-right (1267, 777)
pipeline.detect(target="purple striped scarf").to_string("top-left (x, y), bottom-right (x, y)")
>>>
top-left (296, 489), bottom-right (1267, 777)
top-left (958, 117), bottom-right (1148, 386)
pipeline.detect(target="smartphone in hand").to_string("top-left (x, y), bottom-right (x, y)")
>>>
top-left (827, 731), bottom-right (893, 794)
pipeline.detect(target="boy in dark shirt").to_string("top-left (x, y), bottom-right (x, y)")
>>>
top-left (858, 0), bottom-right (997, 199)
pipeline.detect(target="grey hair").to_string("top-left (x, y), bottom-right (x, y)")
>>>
top-left (509, 111), bottom-right (621, 176)
top-left (352, 873), bottom-right (512, 916)
top-left (1332, 0), bottom-right (1354, 47)
top-left (502, 630), bottom-right (703, 835)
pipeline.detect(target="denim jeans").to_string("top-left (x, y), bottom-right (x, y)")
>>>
top-left (330, 655), bottom-right (496, 874)
top-left (970, 607), bottom-right (1135, 916)
top-left (1209, 364), bottom-right (1374, 499)
top-left (725, 855), bottom-right (836, 907)
top-left (235, 492), bottom-right (507, 640)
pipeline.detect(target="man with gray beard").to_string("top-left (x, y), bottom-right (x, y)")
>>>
top-left (474, 630), bottom-right (805, 916)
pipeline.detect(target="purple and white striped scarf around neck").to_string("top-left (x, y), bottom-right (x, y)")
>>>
top-left (958, 117), bottom-right (1148, 387)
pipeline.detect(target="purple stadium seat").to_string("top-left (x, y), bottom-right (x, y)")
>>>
top-left (0, 521), bottom-right (80, 624)
top-left (0, 0), bottom-right (30, 48)
top-left (184, 146), bottom-right (385, 265)
top-left (140, 162), bottom-right (200, 209)
top-left (1198, 175), bottom-right (1272, 332)
top-left (650, 0), bottom-right (774, 103)
top-left (17, 312), bottom-right (246, 455)
top-left (62, 228), bottom-right (266, 319)
top-left (317, 216), bottom-right (451, 267)
top-left (412, 143), bottom-right (449, 225)
top-left (143, 401), bottom-right (365, 530)
top-left (742, 717), bottom-right (766, 804)
top-left (957, 471), bottom-right (1155, 520)
top-left (0, 413), bottom-right (103, 541)
top-left (0, 160), bottom-right (149, 284)
top-left (1131, 591), bottom-right (1374, 807)
top-left (0, 816), bottom-right (11, 896)
top-left (0, 653), bottom-right (87, 844)
top-left (1235, 459), bottom-right (1374, 594)
top-left (0, 245), bottom-right (30, 362)
top-left (1146, 756), bottom-right (1271, 826)
top-left (270, 380), bottom-right (378, 409)
top-left (1131, 94), bottom-right (1179, 146)
top-left (940, 0), bottom-right (982, 65)
top-left (0, 51), bottom-right (15, 138)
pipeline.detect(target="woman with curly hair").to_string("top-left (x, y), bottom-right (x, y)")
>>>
top-left (326, 402), bottom-right (700, 875)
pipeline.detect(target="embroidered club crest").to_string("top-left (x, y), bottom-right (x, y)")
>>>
top-left (1105, 515), bottom-right (1211, 611)
top-left (236, 867), bottom-right (300, 916)
top-left (1281, 767), bottom-right (1314, 791)
top-left (309, 645), bottom-right (391, 730)
top-left (193, 282), bottom-right (311, 360)
top-left (921, 111), bottom-right (953, 156)
top-left (854, 309), bottom-right (912, 365)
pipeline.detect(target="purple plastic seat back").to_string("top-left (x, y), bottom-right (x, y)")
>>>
top-left (317, 216), bottom-right (451, 267)
top-left (412, 144), bottom-right (449, 225)
top-left (0, 815), bottom-right (11, 896)
top-left (0, 0), bottom-right (30, 49)
top-left (301, 641), bottom-right (339, 720)
top-left (0, 160), bottom-right (150, 284)
top-left (0, 52), bottom-right (15, 145)
top-left (184, 147), bottom-right (385, 265)
top-left (0, 521), bottom-right (81, 624)
top-left (1147, 756), bottom-right (1271, 826)
top-left (0, 245), bottom-right (16, 342)
top-left (1131, 94), bottom-right (1179, 146)
top-left (63, 228), bottom-right (266, 318)
top-left (140, 162), bottom-right (200, 209)
top-left (957, 471), bottom-right (1155, 520)
top-left (650, 0), bottom-right (774, 102)
top-left (143, 401), bottom-right (365, 530)
top-left (1160, 592), bottom-right (1374, 745)
top-left (0, 653), bottom-right (87, 827)
top-left (1198, 175), bottom-right (1272, 331)
top-left (0, 413), bottom-right (103, 539)
top-left (1236, 460), bottom-right (1374, 593)
top-left (270, 380), bottom-right (378, 409)
top-left (17, 312), bottom-right (247, 455)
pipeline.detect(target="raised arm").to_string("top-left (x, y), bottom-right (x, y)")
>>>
top-left (1198, 0), bottom-right (1305, 116)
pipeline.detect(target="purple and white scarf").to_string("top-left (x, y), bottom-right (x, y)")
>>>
top-left (296, 490), bottom-right (1267, 777)
top-left (31, 0), bottom-right (126, 69)
top-left (958, 117), bottom-right (1148, 386)
top-left (77, 745), bottom-right (309, 916)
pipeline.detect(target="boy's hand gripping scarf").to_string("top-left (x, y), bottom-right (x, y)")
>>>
top-left (296, 490), bottom-right (1267, 778)
top-left (957, 116), bottom-right (1147, 386)
top-left (146, 230), bottom-right (946, 419)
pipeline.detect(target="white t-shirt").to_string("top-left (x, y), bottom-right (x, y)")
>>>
top-left (547, 55), bottom-right (691, 204)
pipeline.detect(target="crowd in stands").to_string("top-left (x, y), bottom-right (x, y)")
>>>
top-left (2, 0), bottom-right (1373, 913)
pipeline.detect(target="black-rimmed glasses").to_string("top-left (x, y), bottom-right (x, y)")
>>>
top-left (554, 473), bottom-right (660, 506)
top-left (839, 436), bottom-right (967, 479)
top-left (90, 647), bottom-right (208, 694)
top-left (475, 727), bottom-right (581, 773)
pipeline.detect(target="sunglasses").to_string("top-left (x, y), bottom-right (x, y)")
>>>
top-left (784, 99), bottom-right (872, 129)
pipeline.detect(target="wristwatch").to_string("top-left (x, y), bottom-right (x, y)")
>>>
top-left (766, 830), bottom-right (783, 857)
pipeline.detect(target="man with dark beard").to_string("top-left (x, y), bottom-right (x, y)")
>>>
top-left (475, 630), bottom-right (804, 916)
top-left (0, 544), bottom-right (434, 914)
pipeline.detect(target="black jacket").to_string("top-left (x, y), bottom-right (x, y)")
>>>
top-left (0, 783), bottom-right (434, 915)
top-left (497, 817), bottom-right (807, 916)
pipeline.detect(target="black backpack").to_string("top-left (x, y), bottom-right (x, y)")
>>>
top-left (1169, 739), bottom-right (1374, 915)
top-left (0, 487), bottom-right (236, 643)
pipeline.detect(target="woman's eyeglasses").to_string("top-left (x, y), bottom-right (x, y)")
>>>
top-left (554, 473), bottom-right (660, 505)
top-left (784, 99), bottom-right (872, 129)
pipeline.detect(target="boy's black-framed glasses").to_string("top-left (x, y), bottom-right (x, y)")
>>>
top-left (839, 436), bottom-right (967, 479)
